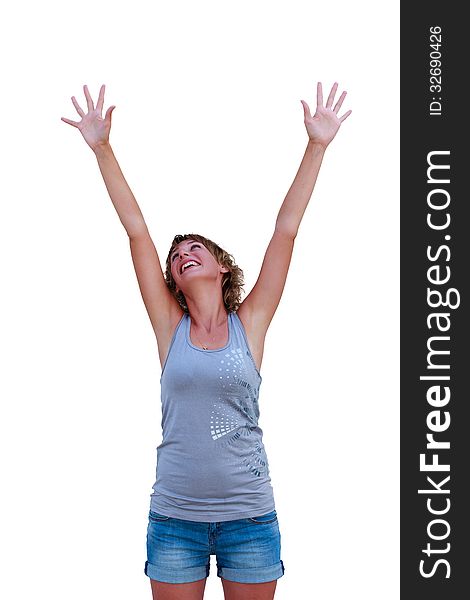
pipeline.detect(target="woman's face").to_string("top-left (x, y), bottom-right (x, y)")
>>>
top-left (169, 239), bottom-right (228, 293)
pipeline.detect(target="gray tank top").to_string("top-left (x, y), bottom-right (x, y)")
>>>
top-left (149, 310), bottom-right (275, 522)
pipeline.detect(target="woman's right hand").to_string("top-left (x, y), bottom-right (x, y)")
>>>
top-left (61, 84), bottom-right (116, 152)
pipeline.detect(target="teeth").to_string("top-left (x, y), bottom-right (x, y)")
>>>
top-left (181, 261), bottom-right (199, 273)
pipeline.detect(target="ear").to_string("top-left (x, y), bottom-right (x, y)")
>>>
top-left (219, 265), bottom-right (230, 274)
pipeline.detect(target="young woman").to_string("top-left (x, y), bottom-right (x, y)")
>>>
top-left (61, 81), bottom-right (351, 600)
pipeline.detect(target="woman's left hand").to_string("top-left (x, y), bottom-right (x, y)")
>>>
top-left (300, 82), bottom-right (352, 149)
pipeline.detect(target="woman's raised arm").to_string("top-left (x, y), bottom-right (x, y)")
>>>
top-left (238, 82), bottom-right (352, 337)
top-left (61, 84), bottom-right (147, 238)
top-left (61, 85), bottom-right (183, 361)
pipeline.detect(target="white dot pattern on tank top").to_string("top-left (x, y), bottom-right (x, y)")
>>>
top-left (209, 346), bottom-right (268, 478)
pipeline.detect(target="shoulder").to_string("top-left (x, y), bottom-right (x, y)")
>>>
top-left (233, 305), bottom-right (267, 372)
top-left (235, 303), bottom-right (267, 340)
top-left (155, 309), bottom-right (187, 369)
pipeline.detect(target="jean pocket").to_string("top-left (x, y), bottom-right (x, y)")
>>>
top-left (149, 510), bottom-right (171, 522)
top-left (247, 509), bottom-right (277, 524)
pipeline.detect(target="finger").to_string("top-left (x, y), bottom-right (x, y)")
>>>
top-left (61, 116), bottom-right (80, 127)
top-left (96, 84), bottom-right (105, 115)
top-left (300, 99), bottom-right (311, 120)
top-left (317, 82), bottom-right (323, 107)
top-left (333, 90), bottom-right (347, 113)
top-left (71, 96), bottom-right (85, 117)
top-left (83, 84), bottom-right (94, 112)
top-left (339, 109), bottom-right (352, 122)
top-left (105, 104), bottom-right (116, 124)
top-left (326, 82), bottom-right (338, 109)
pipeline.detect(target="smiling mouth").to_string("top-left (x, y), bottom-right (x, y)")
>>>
top-left (180, 261), bottom-right (201, 274)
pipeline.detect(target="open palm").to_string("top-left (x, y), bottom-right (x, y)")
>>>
top-left (300, 82), bottom-right (351, 149)
top-left (61, 84), bottom-right (115, 151)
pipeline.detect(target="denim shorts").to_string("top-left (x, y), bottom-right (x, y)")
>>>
top-left (144, 508), bottom-right (285, 584)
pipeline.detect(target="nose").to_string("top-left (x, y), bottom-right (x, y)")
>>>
top-left (178, 249), bottom-right (189, 258)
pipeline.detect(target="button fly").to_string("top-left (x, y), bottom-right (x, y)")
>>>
top-left (208, 522), bottom-right (218, 553)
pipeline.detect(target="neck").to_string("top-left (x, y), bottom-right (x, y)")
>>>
top-left (184, 283), bottom-right (228, 332)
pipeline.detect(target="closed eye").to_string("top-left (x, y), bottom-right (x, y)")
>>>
top-left (171, 243), bottom-right (201, 262)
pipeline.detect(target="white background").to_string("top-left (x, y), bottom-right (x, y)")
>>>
top-left (1, 1), bottom-right (399, 598)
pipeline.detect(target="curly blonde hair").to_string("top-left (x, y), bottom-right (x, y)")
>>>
top-left (164, 233), bottom-right (244, 313)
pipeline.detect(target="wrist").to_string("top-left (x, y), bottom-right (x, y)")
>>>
top-left (306, 139), bottom-right (328, 154)
top-left (93, 140), bottom-right (112, 157)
